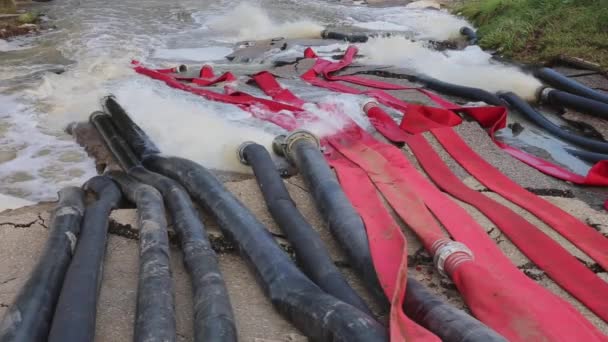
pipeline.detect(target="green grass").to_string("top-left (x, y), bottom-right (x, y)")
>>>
top-left (455, 0), bottom-right (608, 69)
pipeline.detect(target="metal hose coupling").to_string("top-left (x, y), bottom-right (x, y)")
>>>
top-left (237, 141), bottom-right (257, 165)
top-left (362, 99), bottom-right (380, 114)
top-left (431, 239), bottom-right (474, 278)
top-left (538, 87), bottom-right (554, 104)
top-left (272, 130), bottom-right (320, 164)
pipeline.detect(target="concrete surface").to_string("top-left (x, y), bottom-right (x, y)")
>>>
top-left (2, 0), bottom-right (608, 339)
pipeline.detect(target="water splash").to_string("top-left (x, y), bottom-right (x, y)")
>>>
top-left (206, 3), bottom-right (324, 41)
top-left (360, 37), bottom-right (542, 100)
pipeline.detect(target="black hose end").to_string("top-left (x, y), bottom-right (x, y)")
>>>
top-left (538, 87), bottom-right (554, 104)
top-left (237, 141), bottom-right (257, 166)
top-left (177, 64), bottom-right (188, 73)
top-left (89, 111), bottom-right (109, 125)
top-left (273, 130), bottom-right (320, 164)
top-left (459, 26), bottom-right (478, 44)
top-left (272, 135), bottom-right (287, 157)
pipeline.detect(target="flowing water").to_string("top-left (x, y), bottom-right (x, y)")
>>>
top-left (0, 0), bottom-right (588, 201)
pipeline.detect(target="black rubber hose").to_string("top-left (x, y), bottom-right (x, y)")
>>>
top-left (275, 131), bottom-right (506, 342)
top-left (459, 27), bottom-right (478, 45)
top-left (273, 133), bottom-right (388, 306)
top-left (500, 92), bottom-right (608, 154)
top-left (90, 112), bottom-right (237, 342)
top-left (48, 177), bottom-right (121, 342)
top-left (90, 111), bottom-right (140, 170)
top-left (321, 30), bottom-right (369, 43)
top-left (98, 100), bottom-right (387, 340)
top-left (413, 75), bottom-right (505, 106)
top-left (102, 96), bottom-right (161, 160)
top-left (108, 172), bottom-right (176, 342)
top-left (239, 142), bottom-right (373, 316)
top-left (144, 155), bottom-right (387, 342)
top-left (0, 187), bottom-right (85, 342)
top-left (541, 88), bottom-right (608, 119)
top-left (129, 167), bottom-right (237, 342)
top-left (404, 276), bottom-right (507, 342)
top-left (534, 68), bottom-right (608, 104)
top-left (565, 148), bottom-right (608, 163)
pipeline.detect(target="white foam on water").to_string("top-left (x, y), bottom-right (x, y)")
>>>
top-left (405, 0), bottom-right (441, 10)
top-left (297, 94), bottom-right (372, 137)
top-left (349, 7), bottom-right (472, 41)
top-left (0, 193), bottom-right (35, 212)
top-left (26, 58), bottom-right (136, 128)
top-left (359, 37), bottom-right (543, 100)
top-left (0, 94), bottom-right (96, 201)
top-left (111, 78), bottom-right (280, 173)
top-left (353, 21), bottom-right (411, 32)
top-left (206, 3), bottom-right (324, 41)
top-left (0, 39), bottom-right (29, 52)
top-left (153, 46), bottom-right (233, 62)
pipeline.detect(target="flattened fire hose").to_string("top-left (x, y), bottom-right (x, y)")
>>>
top-left (0, 187), bottom-right (85, 342)
top-left (500, 92), bottom-right (608, 154)
top-left (535, 67), bottom-right (608, 105)
top-left (238, 142), bottom-right (373, 316)
top-left (108, 172), bottom-right (176, 342)
top-left (273, 131), bottom-right (507, 342)
top-left (48, 176), bottom-right (121, 342)
top-left (90, 111), bottom-right (236, 342)
top-left (98, 99), bottom-right (388, 341)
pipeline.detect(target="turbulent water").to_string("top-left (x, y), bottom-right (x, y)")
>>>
top-left (0, 0), bottom-right (584, 201)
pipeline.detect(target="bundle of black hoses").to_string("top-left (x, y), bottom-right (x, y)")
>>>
top-left (500, 92), bottom-right (608, 160)
top-left (0, 187), bottom-right (85, 342)
top-left (535, 68), bottom-right (608, 105)
top-left (95, 98), bottom-right (387, 341)
top-left (90, 110), bottom-right (237, 342)
top-left (238, 142), bottom-right (373, 316)
top-left (540, 87), bottom-right (608, 120)
top-left (48, 176), bottom-right (121, 342)
top-left (273, 130), bottom-right (507, 342)
top-left (109, 172), bottom-right (177, 342)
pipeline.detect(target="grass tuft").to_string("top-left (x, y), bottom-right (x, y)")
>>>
top-left (456, 0), bottom-right (608, 68)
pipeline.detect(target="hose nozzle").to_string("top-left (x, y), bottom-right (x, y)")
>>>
top-left (273, 130), bottom-right (320, 163)
top-left (362, 99), bottom-right (380, 114)
top-left (237, 141), bottom-right (257, 165)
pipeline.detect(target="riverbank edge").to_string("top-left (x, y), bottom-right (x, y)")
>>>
top-left (451, 0), bottom-right (608, 71)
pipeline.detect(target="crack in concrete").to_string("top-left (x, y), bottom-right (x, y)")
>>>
top-left (576, 257), bottom-right (606, 274)
top-left (107, 219), bottom-right (300, 258)
top-left (0, 277), bottom-right (16, 286)
top-left (585, 218), bottom-right (605, 232)
top-left (285, 179), bottom-right (309, 193)
top-left (351, 69), bottom-right (415, 81)
top-left (0, 218), bottom-right (40, 229)
top-left (477, 187), bottom-right (575, 198)
top-left (37, 214), bottom-right (48, 229)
